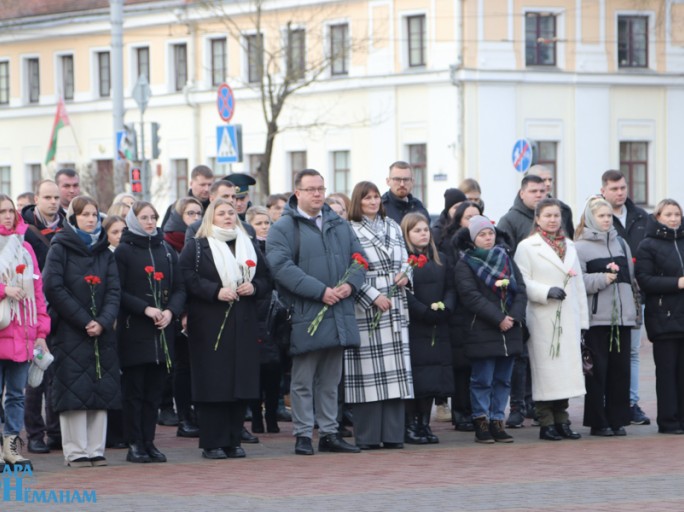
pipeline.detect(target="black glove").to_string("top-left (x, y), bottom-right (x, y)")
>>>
top-left (547, 287), bottom-right (567, 301)
top-left (423, 308), bottom-right (451, 325)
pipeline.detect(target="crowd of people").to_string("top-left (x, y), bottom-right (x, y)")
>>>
top-left (1, 161), bottom-right (683, 470)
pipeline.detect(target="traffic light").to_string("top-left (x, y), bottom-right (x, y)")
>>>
top-left (151, 122), bottom-right (161, 159)
top-left (124, 123), bottom-right (138, 161)
top-left (130, 167), bottom-right (143, 194)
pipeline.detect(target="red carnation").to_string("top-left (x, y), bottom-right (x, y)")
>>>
top-left (154, 272), bottom-right (164, 281)
top-left (245, 260), bottom-right (256, 268)
top-left (15, 264), bottom-right (27, 275)
top-left (144, 266), bottom-right (155, 274)
top-left (352, 252), bottom-right (369, 270)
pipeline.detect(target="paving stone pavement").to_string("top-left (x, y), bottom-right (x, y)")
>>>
top-left (3, 341), bottom-right (684, 512)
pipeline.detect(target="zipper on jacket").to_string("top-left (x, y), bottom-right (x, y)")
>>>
top-left (470, 314), bottom-right (477, 330)
top-left (674, 239), bottom-right (684, 275)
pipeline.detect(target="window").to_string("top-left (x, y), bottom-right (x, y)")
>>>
top-left (27, 58), bottom-right (40, 103)
top-left (0, 62), bottom-right (8, 105)
top-left (330, 23), bottom-right (349, 76)
top-left (136, 47), bottom-right (150, 82)
top-left (173, 43), bottom-right (188, 91)
top-left (246, 33), bottom-right (263, 83)
top-left (61, 55), bottom-right (74, 101)
top-left (407, 15), bottom-right (426, 67)
top-left (408, 144), bottom-right (426, 203)
top-left (286, 28), bottom-right (306, 81)
top-left (289, 151), bottom-right (307, 188)
top-left (620, 141), bottom-right (648, 205)
top-left (536, 141), bottom-right (558, 197)
top-left (211, 38), bottom-right (227, 86)
top-left (332, 151), bottom-right (350, 195)
top-left (618, 16), bottom-right (648, 68)
top-left (525, 13), bottom-right (556, 66)
top-left (28, 164), bottom-right (41, 192)
top-left (0, 166), bottom-right (10, 194)
top-left (172, 159), bottom-right (189, 200)
top-left (97, 51), bottom-right (111, 97)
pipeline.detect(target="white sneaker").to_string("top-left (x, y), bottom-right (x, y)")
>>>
top-left (434, 404), bottom-right (452, 422)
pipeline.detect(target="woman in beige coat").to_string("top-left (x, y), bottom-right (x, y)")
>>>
top-left (514, 198), bottom-right (589, 441)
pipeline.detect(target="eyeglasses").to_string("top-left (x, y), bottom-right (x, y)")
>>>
top-left (298, 187), bottom-right (327, 194)
top-left (185, 211), bottom-right (202, 217)
top-left (390, 177), bottom-right (413, 184)
top-left (138, 215), bottom-right (159, 222)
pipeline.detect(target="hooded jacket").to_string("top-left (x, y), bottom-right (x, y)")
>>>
top-left (266, 195), bottom-right (365, 356)
top-left (381, 191), bottom-right (430, 226)
top-left (496, 194), bottom-right (535, 254)
top-left (21, 204), bottom-right (65, 270)
top-left (635, 215), bottom-right (684, 341)
top-left (612, 197), bottom-right (647, 254)
top-left (43, 222), bottom-right (121, 412)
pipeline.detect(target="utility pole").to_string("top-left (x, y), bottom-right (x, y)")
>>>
top-left (110, 0), bottom-right (125, 194)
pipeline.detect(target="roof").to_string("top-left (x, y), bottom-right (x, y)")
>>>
top-left (0, 0), bottom-right (189, 21)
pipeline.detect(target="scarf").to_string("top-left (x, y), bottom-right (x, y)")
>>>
top-left (462, 245), bottom-right (518, 310)
top-left (536, 226), bottom-right (567, 261)
top-left (0, 221), bottom-right (37, 327)
top-left (34, 208), bottom-right (61, 232)
top-left (70, 221), bottom-right (102, 250)
top-left (206, 225), bottom-right (257, 291)
top-left (126, 208), bottom-right (158, 238)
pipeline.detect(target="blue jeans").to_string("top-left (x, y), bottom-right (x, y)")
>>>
top-left (630, 323), bottom-right (643, 405)
top-left (0, 360), bottom-right (30, 436)
top-left (470, 357), bottom-right (515, 421)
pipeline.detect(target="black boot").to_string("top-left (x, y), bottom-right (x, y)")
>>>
top-left (420, 414), bottom-right (439, 444)
top-left (489, 419), bottom-right (514, 443)
top-left (404, 416), bottom-right (428, 444)
top-left (555, 423), bottom-right (581, 439)
top-left (126, 442), bottom-right (151, 463)
top-left (539, 425), bottom-right (563, 441)
top-left (473, 417), bottom-right (495, 444)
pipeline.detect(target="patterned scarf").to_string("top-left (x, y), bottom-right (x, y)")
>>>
top-left (462, 245), bottom-right (518, 309)
top-left (0, 222), bottom-right (37, 326)
top-left (536, 225), bottom-right (567, 261)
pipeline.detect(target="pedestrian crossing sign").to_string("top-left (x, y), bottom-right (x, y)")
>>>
top-left (216, 125), bottom-right (242, 163)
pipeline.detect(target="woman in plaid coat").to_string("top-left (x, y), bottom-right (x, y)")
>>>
top-left (345, 181), bottom-right (414, 449)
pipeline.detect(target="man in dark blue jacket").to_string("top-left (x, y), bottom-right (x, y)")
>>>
top-left (267, 169), bottom-right (365, 456)
top-left (381, 161), bottom-right (430, 224)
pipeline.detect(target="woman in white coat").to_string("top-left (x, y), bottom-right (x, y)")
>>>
top-left (514, 198), bottom-right (589, 441)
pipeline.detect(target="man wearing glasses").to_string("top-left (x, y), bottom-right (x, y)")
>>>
top-left (267, 169), bottom-right (365, 456)
top-left (381, 161), bottom-right (430, 224)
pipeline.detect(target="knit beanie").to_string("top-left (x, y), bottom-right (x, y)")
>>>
top-left (444, 188), bottom-right (466, 212)
top-left (468, 215), bottom-right (494, 241)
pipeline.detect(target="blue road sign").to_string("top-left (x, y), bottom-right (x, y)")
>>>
top-left (217, 83), bottom-right (235, 123)
top-left (116, 130), bottom-right (126, 161)
top-left (512, 139), bottom-right (534, 173)
top-left (216, 125), bottom-right (242, 164)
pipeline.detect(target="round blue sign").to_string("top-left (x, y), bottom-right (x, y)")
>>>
top-left (217, 83), bottom-right (235, 123)
top-left (511, 139), bottom-right (533, 173)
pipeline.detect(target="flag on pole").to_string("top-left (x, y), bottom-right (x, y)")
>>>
top-left (45, 98), bottom-right (71, 165)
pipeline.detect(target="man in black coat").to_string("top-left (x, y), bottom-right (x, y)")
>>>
top-left (161, 165), bottom-right (214, 229)
top-left (22, 179), bottom-right (65, 454)
top-left (600, 169), bottom-right (650, 426)
top-left (527, 165), bottom-right (574, 239)
top-left (381, 161), bottom-right (430, 224)
top-left (55, 168), bottom-right (81, 217)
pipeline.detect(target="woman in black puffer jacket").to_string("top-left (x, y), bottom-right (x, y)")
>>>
top-left (453, 216), bottom-right (527, 444)
top-left (115, 201), bottom-right (186, 463)
top-left (43, 195), bottom-right (121, 468)
top-left (635, 199), bottom-right (684, 435)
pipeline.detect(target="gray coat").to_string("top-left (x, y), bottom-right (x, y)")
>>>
top-left (496, 195), bottom-right (535, 254)
top-left (266, 197), bottom-right (366, 356)
top-left (575, 227), bottom-right (637, 328)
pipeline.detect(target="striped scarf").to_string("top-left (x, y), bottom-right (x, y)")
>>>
top-left (462, 245), bottom-right (518, 310)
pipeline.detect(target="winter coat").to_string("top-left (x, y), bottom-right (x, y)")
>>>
top-left (496, 195), bottom-right (535, 254)
top-left (514, 233), bottom-right (588, 401)
top-left (266, 197), bottom-right (365, 356)
top-left (162, 208), bottom-right (188, 253)
top-left (558, 199), bottom-right (575, 241)
top-left (575, 227), bottom-right (637, 328)
top-left (452, 228), bottom-right (527, 360)
top-left (179, 235), bottom-right (270, 402)
top-left (0, 222), bottom-right (50, 362)
top-left (43, 222), bottom-right (121, 413)
top-left (612, 198), bottom-right (648, 254)
top-left (381, 191), bottom-right (430, 226)
top-left (635, 215), bottom-right (684, 342)
top-left (405, 249), bottom-right (454, 398)
top-left (255, 238), bottom-right (281, 365)
top-left (344, 216), bottom-right (413, 403)
top-left (21, 204), bottom-right (65, 270)
top-left (114, 229), bottom-right (186, 368)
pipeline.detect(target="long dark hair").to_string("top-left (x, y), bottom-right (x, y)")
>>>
top-left (349, 181), bottom-right (385, 222)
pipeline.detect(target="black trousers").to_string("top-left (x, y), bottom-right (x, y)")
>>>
top-left (451, 366), bottom-right (472, 417)
top-left (173, 331), bottom-right (193, 420)
top-left (583, 326), bottom-right (631, 429)
top-left (196, 401), bottom-right (247, 450)
top-left (249, 361), bottom-right (282, 427)
top-left (24, 365), bottom-right (60, 440)
top-left (121, 363), bottom-right (167, 445)
top-left (509, 344), bottom-right (532, 410)
top-left (653, 338), bottom-right (684, 432)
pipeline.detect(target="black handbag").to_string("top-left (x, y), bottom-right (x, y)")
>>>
top-left (266, 290), bottom-right (292, 350)
top-left (581, 332), bottom-right (593, 376)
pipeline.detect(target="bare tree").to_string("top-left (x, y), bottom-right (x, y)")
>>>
top-left (199, 0), bottom-right (371, 197)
